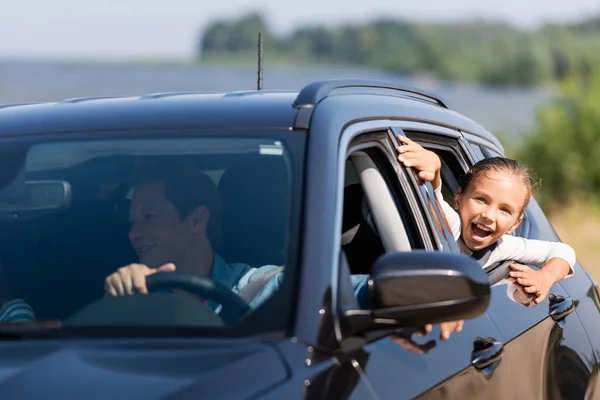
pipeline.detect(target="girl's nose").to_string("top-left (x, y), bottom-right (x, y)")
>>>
top-left (481, 208), bottom-right (496, 222)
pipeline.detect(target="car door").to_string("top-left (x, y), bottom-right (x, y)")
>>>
top-left (333, 125), bottom-right (507, 399)
top-left (396, 123), bottom-right (597, 399)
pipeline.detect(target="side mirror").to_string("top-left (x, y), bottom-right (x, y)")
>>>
top-left (365, 250), bottom-right (489, 329)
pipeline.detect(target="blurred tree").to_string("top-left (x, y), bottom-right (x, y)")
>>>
top-left (198, 12), bottom-right (600, 86)
top-left (516, 68), bottom-right (600, 209)
top-left (199, 13), bottom-right (275, 56)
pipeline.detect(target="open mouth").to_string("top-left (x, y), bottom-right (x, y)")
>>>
top-left (470, 223), bottom-right (492, 242)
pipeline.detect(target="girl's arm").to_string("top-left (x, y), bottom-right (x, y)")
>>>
top-left (492, 235), bottom-right (576, 277)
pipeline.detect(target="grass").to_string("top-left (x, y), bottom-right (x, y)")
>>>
top-left (547, 200), bottom-right (600, 281)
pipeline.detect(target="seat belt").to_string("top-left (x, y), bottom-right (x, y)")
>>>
top-left (238, 266), bottom-right (284, 303)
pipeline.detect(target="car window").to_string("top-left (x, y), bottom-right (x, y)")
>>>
top-left (339, 129), bottom-right (436, 273)
top-left (341, 158), bottom-right (387, 275)
top-left (346, 131), bottom-right (431, 253)
top-left (388, 128), bottom-right (458, 253)
top-left (0, 132), bottom-right (299, 333)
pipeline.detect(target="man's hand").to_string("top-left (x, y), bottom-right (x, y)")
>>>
top-left (396, 136), bottom-right (442, 188)
top-left (508, 260), bottom-right (568, 304)
top-left (104, 263), bottom-right (176, 296)
top-left (419, 320), bottom-right (465, 341)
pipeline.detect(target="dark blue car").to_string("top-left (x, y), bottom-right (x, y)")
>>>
top-left (0, 79), bottom-right (599, 399)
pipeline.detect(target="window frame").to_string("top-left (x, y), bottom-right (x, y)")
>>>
top-left (344, 130), bottom-right (428, 254)
top-left (390, 127), bottom-right (462, 253)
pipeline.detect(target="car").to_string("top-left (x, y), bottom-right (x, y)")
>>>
top-left (0, 78), bottom-right (599, 399)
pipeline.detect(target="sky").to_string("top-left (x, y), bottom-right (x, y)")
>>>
top-left (1, 0), bottom-right (599, 60)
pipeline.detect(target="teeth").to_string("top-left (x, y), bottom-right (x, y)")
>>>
top-left (475, 223), bottom-right (492, 232)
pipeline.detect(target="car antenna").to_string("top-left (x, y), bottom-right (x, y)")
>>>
top-left (257, 31), bottom-right (263, 90)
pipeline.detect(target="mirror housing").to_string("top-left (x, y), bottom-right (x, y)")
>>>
top-left (0, 180), bottom-right (71, 214)
top-left (369, 250), bottom-right (490, 328)
top-left (344, 250), bottom-right (490, 334)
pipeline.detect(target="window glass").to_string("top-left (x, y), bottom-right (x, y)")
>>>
top-left (0, 133), bottom-right (296, 332)
top-left (341, 133), bottom-right (428, 275)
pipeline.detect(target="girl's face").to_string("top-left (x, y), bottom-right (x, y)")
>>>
top-left (454, 171), bottom-right (527, 251)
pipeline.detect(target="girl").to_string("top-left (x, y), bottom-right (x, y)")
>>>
top-left (396, 137), bottom-right (575, 307)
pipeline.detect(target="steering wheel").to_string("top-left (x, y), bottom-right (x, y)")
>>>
top-left (146, 272), bottom-right (250, 325)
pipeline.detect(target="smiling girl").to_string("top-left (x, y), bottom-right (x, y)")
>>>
top-left (396, 137), bottom-right (575, 306)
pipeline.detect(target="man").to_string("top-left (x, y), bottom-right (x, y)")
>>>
top-left (104, 166), bottom-right (369, 313)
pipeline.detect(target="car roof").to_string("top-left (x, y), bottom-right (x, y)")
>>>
top-left (0, 91), bottom-right (301, 135)
top-left (0, 79), bottom-right (502, 152)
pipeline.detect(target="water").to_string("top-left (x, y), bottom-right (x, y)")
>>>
top-left (0, 59), bottom-right (553, 141)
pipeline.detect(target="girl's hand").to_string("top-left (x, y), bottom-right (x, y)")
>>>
top-left (506, 277), bottom-right (537, 307)
top-left (396, 136), bottom-right (441, 186)
top-left (508, 263), bottom-right (556, 304)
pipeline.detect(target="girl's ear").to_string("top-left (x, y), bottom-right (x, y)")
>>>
top-left (506, 213), bottom-right (524, 235)
top-left (453, 188), bottom-right (463, 210)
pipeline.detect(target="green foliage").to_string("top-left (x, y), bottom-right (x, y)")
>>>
top-left (198, 14), bottom-right (600, 86)
top-left (199, 13), bottom-right (277, 54)
top-left (516, 69), bottom-right (600, 209)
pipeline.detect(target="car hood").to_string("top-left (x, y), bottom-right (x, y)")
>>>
top-left (0, 338), bottom-right (288, 399)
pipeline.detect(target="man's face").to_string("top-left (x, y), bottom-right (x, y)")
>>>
top-left (128, 181), bottom-right (196, 268)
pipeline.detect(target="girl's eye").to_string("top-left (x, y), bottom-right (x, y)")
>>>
top-left (475, 197), bottom-right (487, 204)
top-left (500, 207), bottom-right (511, 214)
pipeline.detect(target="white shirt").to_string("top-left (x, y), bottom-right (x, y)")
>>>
top-left (433, 184), bottom-right (576, 276)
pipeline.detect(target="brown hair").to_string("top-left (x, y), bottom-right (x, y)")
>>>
top-left (458, 157), bottom-right (539, 214)
top-left (132, 164), bottom-right (223, 249)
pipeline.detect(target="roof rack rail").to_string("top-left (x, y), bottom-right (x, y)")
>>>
top-left (0, 102), bottom-right (37, 110)
top-left (139, 91), bottom-right (218, 100)
top-left (293, 78), bottom-right (451, 109)
top-left (60, 96), bottom-right (129, 104)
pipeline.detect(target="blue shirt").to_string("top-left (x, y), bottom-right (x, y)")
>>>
top-left (209, 253), bottom-right (370, 312)
top-left (0, 298), bottom-right (35, 322)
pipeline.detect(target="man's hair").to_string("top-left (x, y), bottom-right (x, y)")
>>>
top-left (131, 163), bottom-right (223, 248)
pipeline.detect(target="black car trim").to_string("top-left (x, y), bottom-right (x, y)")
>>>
top-left (293, 79), bottom-right (451, 109)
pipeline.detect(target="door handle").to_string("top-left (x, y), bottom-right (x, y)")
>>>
top-left (471, 337), bottom-right (504, 377)
top-left (549, 294), bottom-right (575, 322)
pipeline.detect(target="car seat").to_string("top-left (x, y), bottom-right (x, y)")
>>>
top-left (217, 157), bottom-right (290, 268)
top-left (341, 183), bottom-right (385, 275)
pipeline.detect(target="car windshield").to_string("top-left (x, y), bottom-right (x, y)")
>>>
top-left (0, 131), bottom-right (297, 334)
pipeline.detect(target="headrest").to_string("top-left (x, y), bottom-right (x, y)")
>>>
top-left (217, 157), bottom-right (290, 266)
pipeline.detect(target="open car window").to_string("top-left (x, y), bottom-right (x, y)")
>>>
top-left (0, 132), bottom-right (299, 334)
